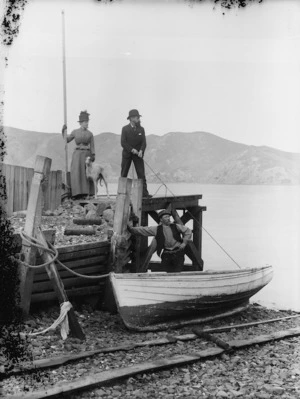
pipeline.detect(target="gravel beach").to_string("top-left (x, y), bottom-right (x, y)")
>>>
top-left (2, 303), bottom-right (300, 398)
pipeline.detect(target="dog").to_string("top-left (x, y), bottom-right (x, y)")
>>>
top-left (85, 156), bottom-right (110, 199)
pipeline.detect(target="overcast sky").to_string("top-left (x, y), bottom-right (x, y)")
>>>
top-left (2, 0), bottom-right (300, 152)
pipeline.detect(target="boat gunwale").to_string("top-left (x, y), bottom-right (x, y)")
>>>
top-left (110, 265), bottom-right (273, 280)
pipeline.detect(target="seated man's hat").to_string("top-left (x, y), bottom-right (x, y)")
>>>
top-left (158, 209), bottom-right (172, 219)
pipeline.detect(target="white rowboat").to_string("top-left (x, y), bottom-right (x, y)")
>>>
top-left (110, 265), bottom-right (273, 331)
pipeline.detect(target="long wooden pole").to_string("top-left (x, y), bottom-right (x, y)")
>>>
top-left (62, 10), bottom-right (69, 190)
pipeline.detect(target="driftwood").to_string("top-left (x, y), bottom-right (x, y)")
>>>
top-left (193, 329), bottom-right (232, 351)
top-left (8, 326), bottom-right (300, 399)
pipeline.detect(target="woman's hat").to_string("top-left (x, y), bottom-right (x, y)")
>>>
top-left (127, 109), bottom-right (142, 120)
top-left (158, 209), bottom-right (172, 219)
top-left (78, 110), bottom-right (90, 122)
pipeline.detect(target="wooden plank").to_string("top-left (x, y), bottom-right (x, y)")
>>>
top-left (33, 263), bottom-right (108, 283)
top-left (26, 167), bottom-right (34, 207)
top-left (1, 333), bottom-right (198, 376)
top-left (34, 255), bottom-right (108, 275)
top-left (19, 156), bottom-right (52, 315)
top-left (36, 228), bottom-right (85, 339)
top-left (9, 326), bottom-right (300, 399)
top-left (21, 166), bottom-right (29, 211)
top-left (73, 218), bottom-right (103, 225)
top-left (31, 285), bottom-right (104, 303)
top-left (57, 241), bottom-right (109, 254)
top-left (13, 165), bottom-right (20, 212)
top-left (32, 275), bottom-right (105, 293)
top-left (142, 196), bottom-right (203, 212)
top-left (58, 247), bottom-right (109, 262)
top-left (64, 227), bottom-right (96, 235)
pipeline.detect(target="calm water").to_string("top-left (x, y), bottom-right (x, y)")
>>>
top-left (104, 183), bottom-right (300, 311)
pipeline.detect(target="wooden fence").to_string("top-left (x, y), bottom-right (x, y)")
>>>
top-left (1, 163), bottom-right (63, 215)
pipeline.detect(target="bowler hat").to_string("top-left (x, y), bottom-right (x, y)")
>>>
top-left (78, 110), bottom-right (90, 122)
top-left (127, 109), bottom-right (142, 120)
top-left (158, 209), bottom-right (172, 219)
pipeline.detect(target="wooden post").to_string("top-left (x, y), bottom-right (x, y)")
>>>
top-left (131, 179), bottom-right (143, 271)
top-left (192, 206), bottom-right (204, 270)
top-left (112, 178), bottom-right (132, 273)
top-left (19, 156), bottom-right (51, 315)
top-left (36, 228), bottom-right (85, 340)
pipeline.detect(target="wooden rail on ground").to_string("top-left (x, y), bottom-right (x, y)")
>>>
top-left (7, 326), bottom-right (300, 399)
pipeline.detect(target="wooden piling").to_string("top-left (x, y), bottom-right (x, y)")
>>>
top-left (19, 156), bottom-right (51, 315)
top-left (131, 179), bottom-right (143, 271)
top-left (112, 178), bottom-right (132, 273)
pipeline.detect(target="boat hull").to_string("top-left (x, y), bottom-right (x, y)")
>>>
top-left (110, 266), bottom-right (273, 331)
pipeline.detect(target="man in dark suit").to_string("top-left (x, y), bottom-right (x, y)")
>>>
top-left (121, 109), bottom-right (151, 198)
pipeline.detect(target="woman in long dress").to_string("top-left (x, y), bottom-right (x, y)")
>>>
top-left (62, 110), bottom-right (95, 199)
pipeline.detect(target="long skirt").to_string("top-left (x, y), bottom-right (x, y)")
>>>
top-left (70, 149), bottom-right (94, 197)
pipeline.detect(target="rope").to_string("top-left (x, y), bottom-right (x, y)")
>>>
top-left (144, 159), bottom-right (243, 269)
top-left (19, 230), bottom-right (110, 279)
top-left (25, 301), bottom-right (72, 340)
top-left (152, 183), bottom-right (168, 198)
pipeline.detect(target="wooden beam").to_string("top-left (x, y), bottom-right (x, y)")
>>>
top-left (36, 228), bottom-right (85, 340)
top-left (131, 179), bottom-right (143, 272)
top-left (192, 206), bottom-right (203, 270)
top-left (9, 327), bottom-right (300, 399)
top-left (148, 210), bottom-right (160, 224)
top-left (19, 156), bottom-right (51, 315)
top-left (181, 210), bottom-right (193, 225)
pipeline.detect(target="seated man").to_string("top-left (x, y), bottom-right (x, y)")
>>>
top-left (128, 209), bottom-right (192, 273)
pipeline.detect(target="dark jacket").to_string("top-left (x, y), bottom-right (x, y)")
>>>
top-left (121, 123), bottom-right (146, 158)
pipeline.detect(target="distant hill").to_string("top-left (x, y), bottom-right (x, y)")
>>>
top-left (2, 126), bottom-right (300, 185)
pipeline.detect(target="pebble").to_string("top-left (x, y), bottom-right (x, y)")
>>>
top-left (2, 305), bottom-right (300, 399)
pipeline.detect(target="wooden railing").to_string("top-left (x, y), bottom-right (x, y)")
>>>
top-left (1, 163), bottom-right (62, 215)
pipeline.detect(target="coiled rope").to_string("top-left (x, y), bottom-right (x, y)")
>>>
top-left (19, 230), bottom-right (110, 279)
top-left (144, 159), bottom-right (242, 269)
